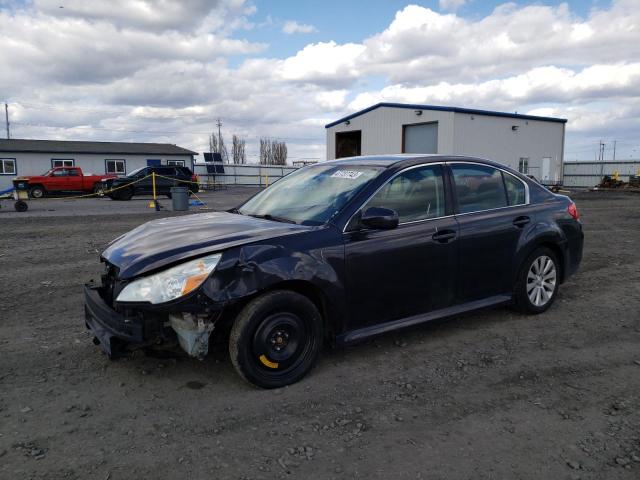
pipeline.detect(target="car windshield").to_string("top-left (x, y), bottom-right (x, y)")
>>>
top-left (238, 164), bottom-right (382, 225)
top-left (126, 167), bottom-right (147, 178)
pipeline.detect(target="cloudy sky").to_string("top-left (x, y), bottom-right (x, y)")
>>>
top-left (1, 0), bottom-right (639, 162)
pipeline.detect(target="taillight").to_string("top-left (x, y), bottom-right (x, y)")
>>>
top-left (567, 202), bottom-right (579, 220)
top-left (191, 174), bottom-right (198, 183)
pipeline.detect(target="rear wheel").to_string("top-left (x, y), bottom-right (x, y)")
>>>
top-left (115, 187), bottom-right (134, 201)
top-left (29, 185), bottom-right (44, 198)
top-left (93, 183), bottom-right (104, 195)
top-left (514, 247), bottom-right (559, 314)
top-left (229, 290), bottom-right (323, 388)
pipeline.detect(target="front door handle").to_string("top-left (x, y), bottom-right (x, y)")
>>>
top-left (513, 216), bottom-right (531, 228)
top-left (432, 229), bottom-right (457, 243)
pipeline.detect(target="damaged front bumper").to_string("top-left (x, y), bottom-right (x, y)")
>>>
top-left (84, 283), bottom-right (219, 360)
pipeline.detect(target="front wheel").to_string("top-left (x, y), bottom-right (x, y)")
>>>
top-left (30, 186), bottom-right (44, 198)
top-left (229, 290), bottom-right (323, 389)
top-left (514, 247), bottom-right (560, 314)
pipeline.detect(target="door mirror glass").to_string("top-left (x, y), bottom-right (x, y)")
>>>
top-left (361, 207), bottom-right (399, 230)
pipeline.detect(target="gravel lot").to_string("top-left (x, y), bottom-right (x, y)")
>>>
top-left (1, 190), bottom-right (639, 480)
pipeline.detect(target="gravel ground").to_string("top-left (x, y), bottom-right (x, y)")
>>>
top-left (0, 190), bottom-right (639, 480)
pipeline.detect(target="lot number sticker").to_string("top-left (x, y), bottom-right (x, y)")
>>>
top-left (331, 170), bottom-right (364, 180)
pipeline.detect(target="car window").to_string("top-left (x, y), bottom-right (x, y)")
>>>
top-left (52, 169), bottom-right (68, 177)
top-left (156, 167), bottom-right (176, 176)
top-left (68, 169), bottom-right (79, 176)
top-left (502, 172), bottom-right (526, 205)
top-left (365, 165), bottom-right (445, 223)
top-left (451, 164), bottom-right (508, 213)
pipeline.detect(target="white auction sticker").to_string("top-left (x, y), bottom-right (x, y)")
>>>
top-left (331, 170), bottom-right (363, 179)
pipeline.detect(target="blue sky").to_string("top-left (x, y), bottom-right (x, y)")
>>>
top-left (1, 0), bottom-right (638, 161)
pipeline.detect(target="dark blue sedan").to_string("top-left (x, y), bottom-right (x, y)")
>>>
top-left (85, 155), bottom-right (583, 388)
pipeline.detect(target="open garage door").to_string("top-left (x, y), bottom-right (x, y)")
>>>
top-left (335, 131), bottom-right (361, 159)
top-left (403, 122), bottom-right (438, 154)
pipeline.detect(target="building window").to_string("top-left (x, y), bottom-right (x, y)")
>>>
top-left (518, 157), bottom-right (529, 174)
top-left (0, 158), bottom-right (17, 175)
top-left (166, 159), bottom-right (185, 167)
top-left (105, 159), bottom-right (126, 175)
top-left (51, 158), bottom-right (75, 168)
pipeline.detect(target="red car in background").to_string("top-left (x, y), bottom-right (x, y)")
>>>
top-left (17, 167), bottom-right (116, 198)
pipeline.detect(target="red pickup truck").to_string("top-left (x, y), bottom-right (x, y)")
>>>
top-left (18, 167), bottom-right (117, 198)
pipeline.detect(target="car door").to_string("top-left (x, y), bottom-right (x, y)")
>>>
top-left (48, 169), bottom-right (69, 191)
top-left (449, 162), bottom-right (529, 303)
top-left (343, 164), bottom-right (458, 331)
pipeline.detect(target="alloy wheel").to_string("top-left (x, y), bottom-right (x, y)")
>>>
top-left (526, 255), bottom-right (557, 307)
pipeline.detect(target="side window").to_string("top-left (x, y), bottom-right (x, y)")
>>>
top-left (365, 165), bottom-right (445, 223)
top-left (502, 172), bottom-right (526, 206)
top-left (451, 164), bottom-right (507, 214)
top-left (52, 169), bottom-right (69, 177)
top-left (106, 159), bottom-right (126, 175)
top-left (157, 167), bottom-right (176, 176)
top-left (68, 169), bottom-right (79, 177)
top-left (0, 158), bottom-right (16, 175)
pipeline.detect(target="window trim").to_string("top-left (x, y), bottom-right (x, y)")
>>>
top-left (105, 158), bottom-right (127, 175)
top-left (166, 159), bottom-right (185, 167)
top-left (0, 157), bottom-right (17, 175)
top-left (51, 158), bottom-right (75, 168)
top-left (448, 161), bottom-right (529, 216)
top-left (343, 162), bottom-right (452, 232)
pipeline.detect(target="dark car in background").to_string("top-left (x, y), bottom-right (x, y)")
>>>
top-left (102, 165), bottom-right (198, 200)
top-left (84, 155), bottom-right (583, 388)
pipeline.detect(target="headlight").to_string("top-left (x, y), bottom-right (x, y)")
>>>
top-left (116, 253), bottom-right (222, 304)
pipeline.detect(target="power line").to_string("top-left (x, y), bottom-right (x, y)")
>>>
top-left (10, 121), bottom-right (323, 142)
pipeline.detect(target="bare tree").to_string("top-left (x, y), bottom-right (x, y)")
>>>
top-left (259, 138), bottom-right (287, 165)
top-left (232, 135), bottom-right (246, 164)
top-left (209, 125), bottom-right (229, 162)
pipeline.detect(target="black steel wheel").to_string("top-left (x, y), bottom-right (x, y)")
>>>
top-left (14, 200), bottom-right (28, 212)
top-left (229, 290), bottom-right (323, 388)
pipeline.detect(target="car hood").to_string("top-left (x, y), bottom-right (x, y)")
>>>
top-left (102, 211), bottom-right (312, 279)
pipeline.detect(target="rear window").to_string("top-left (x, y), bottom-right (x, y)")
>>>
top-left (451, 164), bottom-right (508, 213)
top-left (502, 172), bottom-right (526, 205)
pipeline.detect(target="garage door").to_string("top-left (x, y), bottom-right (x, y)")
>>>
top-left (403, 123), bottom-right (438, 154)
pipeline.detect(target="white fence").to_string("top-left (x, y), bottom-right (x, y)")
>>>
top-left (193, 163), bottom-right (298, 187)
top-left (563, 160), bottom-right (640, 188)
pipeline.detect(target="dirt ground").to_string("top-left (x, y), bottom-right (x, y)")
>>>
top-left (1, 190), bottom-right (639, 480)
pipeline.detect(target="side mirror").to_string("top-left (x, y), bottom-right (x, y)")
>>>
top-left (361, 207), bottom-right (399, 230)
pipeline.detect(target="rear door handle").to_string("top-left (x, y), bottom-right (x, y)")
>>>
top-left (432, 229), bottom-right (457, 243)
top-left (513, 216), bottom-right (531, 228)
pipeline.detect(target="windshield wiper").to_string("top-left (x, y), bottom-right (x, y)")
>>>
top-left (247, 213), bottom-right (297, 224)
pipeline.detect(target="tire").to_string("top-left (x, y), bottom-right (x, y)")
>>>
top-left (514, 247), bottom-right (560, 314)
top-left (30, 185), bottom-right (44, 198)
top-left (14, 200), bottom-right (28, 212)
top-left (229, 290), bottom-right (323, 389)
top-left (93, 183), bottom-right (104, 195)
top-left (115, 187), bottom-right (134, 201)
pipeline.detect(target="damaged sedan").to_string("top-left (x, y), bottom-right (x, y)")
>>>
top-left (84, 155), bottom-right (583, 388)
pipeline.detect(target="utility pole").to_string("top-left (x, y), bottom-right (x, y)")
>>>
top-left (4, 102), bottom-right (10, 139)
top-left (599, 141), bottom-right (606, 182)
top-left (613, 140), bottom-right (617, 161)
top-left (216, 118), bottom-right (222, 154)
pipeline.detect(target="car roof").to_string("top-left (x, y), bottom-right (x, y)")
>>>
top-left (321, 154), bottom-right (508, 170)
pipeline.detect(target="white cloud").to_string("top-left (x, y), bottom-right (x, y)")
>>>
top-left (3, 0), bottom-right (640, 161)
top-left (439, 0), bottom-right (466, 12)
top-left (282, 20), bottom-right (317, 34)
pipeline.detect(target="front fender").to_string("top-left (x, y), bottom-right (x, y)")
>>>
top-left (202, 228), bottom-right (346, 329)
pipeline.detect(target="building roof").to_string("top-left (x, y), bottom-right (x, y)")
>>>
top-left (324, 102), bottom-right (568, 128)
top-left (0, 139), bottom-right (197, 155)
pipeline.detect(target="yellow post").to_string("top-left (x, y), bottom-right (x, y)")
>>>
top-left (265, 174), bottom-right (269, 187)
top-left (149, 171), bottom-right (159, 210)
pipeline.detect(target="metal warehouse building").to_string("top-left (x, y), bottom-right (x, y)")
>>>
top-left (325, 103), bottom-right (567, 184)
top-left (0, 139), bottom-right (196, 191)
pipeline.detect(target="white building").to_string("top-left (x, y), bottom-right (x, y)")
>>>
top-left (0, 139), bottom-right (196, 191)
top-left (325, 103), bottom-right (566, 184)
